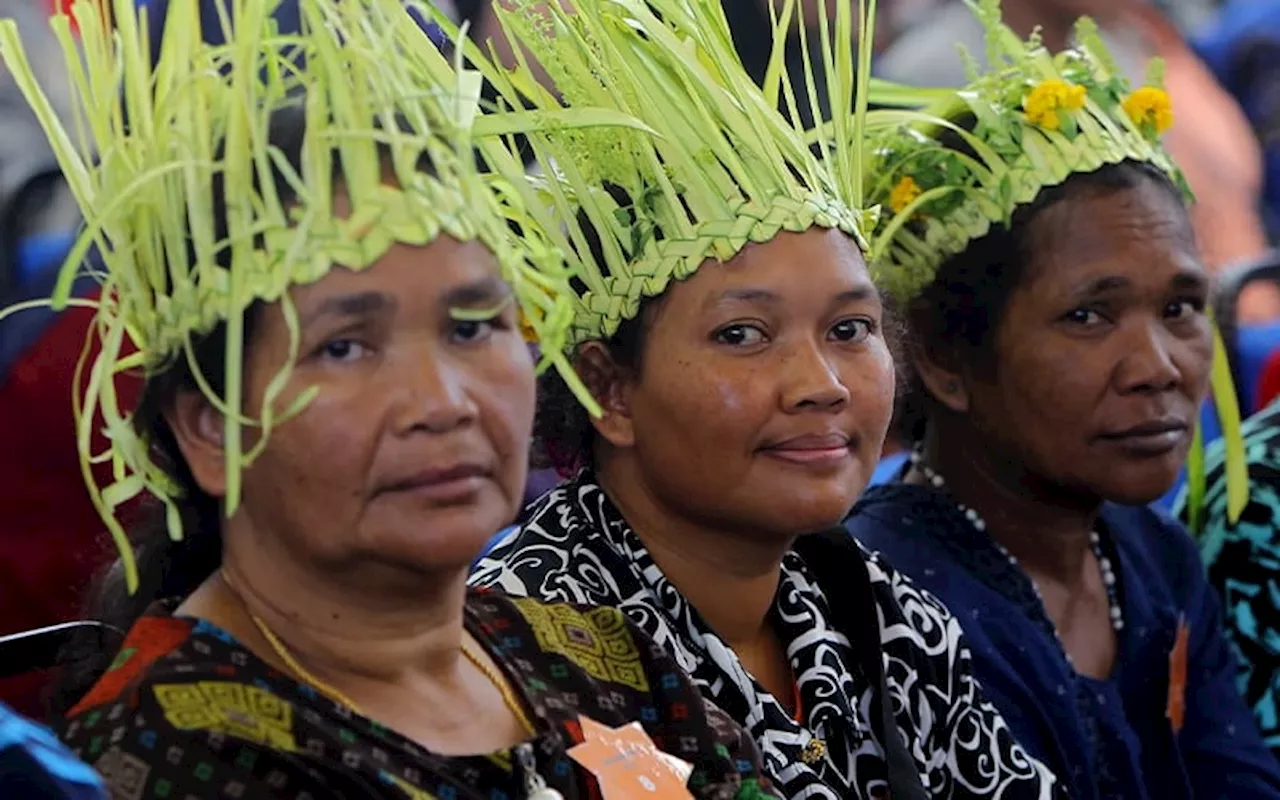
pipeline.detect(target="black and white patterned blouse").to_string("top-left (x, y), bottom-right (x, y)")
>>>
top-left (471, 472), bottom-right (1063, 800)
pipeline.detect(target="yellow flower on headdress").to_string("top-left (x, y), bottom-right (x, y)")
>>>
top-left (1122, 86), bottom-right (1174, 136)
top-left (1022, 79), bottom-right (1087, 131)
top-left (889, 176), bottom-right (923, 215)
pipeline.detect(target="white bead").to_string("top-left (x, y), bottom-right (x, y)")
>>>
top-left (915, 451), bottom-right (1129, 642)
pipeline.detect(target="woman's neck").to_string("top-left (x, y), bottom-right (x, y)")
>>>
top-left (594, 458), bottom-right (788, 650)
top-left (178, 523), bottom-right (536, 756)
top-left (183, 531), bottom-right (472, 685)
top-left (916, 428), bottom-right (1101, 585)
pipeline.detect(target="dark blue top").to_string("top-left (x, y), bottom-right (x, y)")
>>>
top-left (847, 483), bottom-right (1280, 800)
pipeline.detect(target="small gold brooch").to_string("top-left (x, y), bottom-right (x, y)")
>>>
top-left (800, 738), bottom-right (827, 765)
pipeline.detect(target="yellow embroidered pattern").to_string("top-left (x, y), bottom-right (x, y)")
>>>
top-left (153, 682), bottom-right (298, 752)
top-left (510, 599), bottom-right (649, 692)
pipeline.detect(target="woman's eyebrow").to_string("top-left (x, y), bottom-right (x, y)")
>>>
top-left (301, 291), bottom-right (395, 327)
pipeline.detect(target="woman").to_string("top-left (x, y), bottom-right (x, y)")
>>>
top-left (465, 1), bottom-right (1061, 797)
top-left (844, 6), bottom-right (1280, 800)
top-left (0, 1), bottom-right (778, 797)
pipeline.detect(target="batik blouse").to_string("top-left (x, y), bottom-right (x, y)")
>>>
top-left (471, 471), bottom-right (1062, 800)
top-left (852, 483), bottom-right (1280, 800)
top-left (56, 589), bottom-right (777, 800)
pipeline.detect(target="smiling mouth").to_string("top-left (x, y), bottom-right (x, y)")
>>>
top-left (760, 435), bottom-right (854, 466)
top-left (764, 446), bottom-right (852, 464)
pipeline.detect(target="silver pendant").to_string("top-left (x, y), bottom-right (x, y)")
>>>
top-left (516, 743), bottom-right (564, 800)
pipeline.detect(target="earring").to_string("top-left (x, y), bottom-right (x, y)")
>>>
top-left (945, 380), bottom-right (959, 394)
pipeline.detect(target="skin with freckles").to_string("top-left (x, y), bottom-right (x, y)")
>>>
top-left (585, 228), bottom-right (894, 548)
top-left (578, 227), bottom-right (894, 702)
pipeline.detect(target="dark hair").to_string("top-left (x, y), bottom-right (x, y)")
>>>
top-left (893, 159), bottom-right (1189, 444)
top-left (532, 178), bottom-right (670, 474)
top-left (533, 298), bottom-right (661, 475)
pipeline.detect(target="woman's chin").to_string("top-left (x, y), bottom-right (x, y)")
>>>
top-left (1097, 469), bottom-right (1183, 508)
top-left (749, 499), bottom-right (856, 538)
top-left (353, 518), bottom-right (513, 573)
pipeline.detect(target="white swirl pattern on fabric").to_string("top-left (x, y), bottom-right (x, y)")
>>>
top-left (471, 476), bottom-right (1060, 799)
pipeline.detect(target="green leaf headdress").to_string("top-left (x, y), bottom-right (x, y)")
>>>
top-left (445, 0), bottom-right (883, 348)
top-left (862, 0), bottom-right (1246, 526)
top-left (0, 0), bottom-right (596, 591)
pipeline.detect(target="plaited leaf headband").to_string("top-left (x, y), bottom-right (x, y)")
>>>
top-left (436, 0), bottom-right (884, 349)
top-left (0, 0), bottom-right (630, 591)
top-left (858, 0), bottom-right (1246, 524)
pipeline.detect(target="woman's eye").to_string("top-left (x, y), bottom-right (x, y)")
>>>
top-left (319, 338), bottom-right (368, 362)
top-left (452, 318), bottom-right (498, 343)
top-left (1164, 299), bottom-right (1204, 320)
top-left (1063, 308), bottom-right (1104, 326)
top-left (830, 318), bottom-right (874, 343)
top-left (714, 324), bottom-right (767, 346)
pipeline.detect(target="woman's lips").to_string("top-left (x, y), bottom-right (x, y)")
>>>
top-left (1096, 420), bottom-right (1189, 456)
top-left (760, 433), bottom-right (853, 465)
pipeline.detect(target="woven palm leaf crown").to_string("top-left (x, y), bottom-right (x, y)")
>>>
top-left (454, 0), bottom-right (880, 348)
top-left (0, 0), bottom-right (594, 591)
top-left (864, 0), bottom-right (1185, 301)
top-left (861, 0), bottom-right (1246, 525)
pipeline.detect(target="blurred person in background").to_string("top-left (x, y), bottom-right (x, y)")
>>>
top-left (0, 0), bottom-right (103, 720)
top-left (1195, 0), bottom-right (1280, 243)
top-left (471, 1), bottom-right (903, 125)
top-left (879, 0), bottom-right (1280, 322)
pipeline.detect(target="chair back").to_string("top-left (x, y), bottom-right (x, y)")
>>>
top-left (0, 622), bottom-right (123, 680)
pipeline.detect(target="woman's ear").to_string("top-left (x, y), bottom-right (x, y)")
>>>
top-left (574, 341), bottom-right (637, 450)
top-left (908, 334), bottom-right (971, 415)
top-left (164, 389), bottom-right (228, 498)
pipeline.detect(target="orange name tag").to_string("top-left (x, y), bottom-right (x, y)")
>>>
top-left (568, 717), bottom-right (696, 800)
top-left (1167, 615), bottom-right (1190, 733)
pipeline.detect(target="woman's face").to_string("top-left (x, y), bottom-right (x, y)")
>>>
top-left (594, 227), bottom-right (894, 538)
top-left (181, 234), bottom-right (535, 574)
top-left (962, 178), bottom-right (1212, 505)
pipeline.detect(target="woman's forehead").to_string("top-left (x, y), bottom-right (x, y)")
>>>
top-left (1022, 186), bottom-right (1199, 290)
top-left (287, 238), bottom-right (507, 315)
top-left (676, 229), bottom-right (873, 301)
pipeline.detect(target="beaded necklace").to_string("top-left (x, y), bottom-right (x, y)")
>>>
top-left (907, 451), bottom-right (1123, 669)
